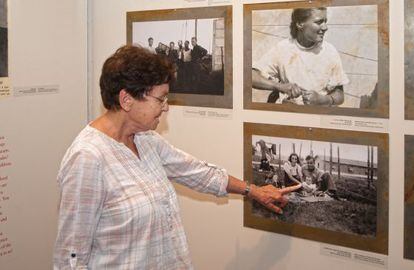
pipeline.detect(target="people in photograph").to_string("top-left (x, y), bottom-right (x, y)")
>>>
top-left (273, 172), bottom-right (281, 188)
top-left (301, 155), bottom-right (337, 197)
top-left (264, 172), bottom-right (273, 185)
top-left (283, 153), bottom-right (303, 187)
top-left (190, 36), bottom-right (207, 62)
top-left (301, 174), bottom-right (318, 195)
top-left (259, 157), bottom-right (271, 172)
top-left (190, 36), bottom-right (208, 84)
top-left (177, 40), bottom-right (183, 53)
top-left (264, 171), bottom-right (280, 188)
top-left (155, 42), bottom-right (166, 55)
top-left (146, 37), bottom-right (156, 54)
top-left (53, 45), bottom-right (301, 269)
top-left (182, 40), bottom-right (192, 64)
top-left (177, 40), bottom-right (192, 89)
top-left (252, 7), bottom-right (349, 106)
top-left (256, 140), bottom-right (272, 172)
top-left (167, 41), bottom-right (179, 64)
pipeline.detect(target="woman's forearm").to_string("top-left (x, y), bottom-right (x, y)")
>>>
top-left (252, 69), bottom-right (290, 94)
top-left (286, 171), bottom-right (301, 184)
top-left (329, 86), bottom-right (344, 105)
top-left (226, 175), bottom-right (248, 194)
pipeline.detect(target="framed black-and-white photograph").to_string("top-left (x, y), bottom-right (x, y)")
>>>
top-left (127, 6), bottom-right (232, 108)
top-left (405, 135), bottom-right (414, 260)
top-left (244, 123), bottom-right (389, 254)
top-left (405, 0), bottom-right (414, 119)
top-left (0, 0), bottom-right (9, 98)
top-left (244, 0), bottom-right (389, 118)
top-left (0, 0), bottom-right (8, 78)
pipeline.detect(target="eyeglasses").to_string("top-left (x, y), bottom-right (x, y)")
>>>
top-left (146, 94), bottom-right (168, 107)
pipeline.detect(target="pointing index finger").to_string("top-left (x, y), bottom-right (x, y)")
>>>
top-left (279, 184), bottom-right (302, 195)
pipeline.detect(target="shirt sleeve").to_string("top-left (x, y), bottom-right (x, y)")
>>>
top-left (283, 162), bottom-right (290, 173)
top-left (253, 45), bottom-right (281, 81)
top-left (152, 132), bottom-right (228, 197)
top-left (54, 149), bottom-right (105, 270)
top-left (326, 45), bottom-right (350, 91)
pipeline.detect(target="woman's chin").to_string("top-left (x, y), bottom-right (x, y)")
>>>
top-left (151, 117), bottom-right (160, 129)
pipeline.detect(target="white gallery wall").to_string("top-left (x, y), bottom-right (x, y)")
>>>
top-left (0, 0), bottom-right (88, 269)
top-left (89, 1), bottom-right (414, 270)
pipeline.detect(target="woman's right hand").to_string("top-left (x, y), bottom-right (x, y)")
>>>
top-left (248, 183), bottom-right (302, 214)
top-left (278, 83), bottom-right (303, 98)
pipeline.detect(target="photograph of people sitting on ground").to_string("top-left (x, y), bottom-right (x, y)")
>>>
top-left (405, 135), bottom-right (414, 260)
top-left (251, 135), bottom-right (378, 237)
top-left (132, 18), bottom-right (225, 95)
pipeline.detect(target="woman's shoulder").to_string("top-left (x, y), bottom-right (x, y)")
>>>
top-left (135, 130), bottom-right (162, 142)
top-left (65, 126), bottom-right (108, 157)
top-left (276, 38), bottom-right (296, 49)
top-left (321, 41), bottom-right (340, 54)
top-left (57, 127), bottom-right (105, 177)
top-left (135, 130), bottom-right (169, 149)
top-left (283, 161), bottom-right (291, 167)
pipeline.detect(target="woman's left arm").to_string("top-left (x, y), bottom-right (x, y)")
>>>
top-left (152, 132), bottom-right (301, 213)
top-left (328, 86), bottom-right (345, 105)
top-left (54, 150), bottom-right (105, 269)
top-left (153, 132), bottom-right (229, 196)
top-left (302, 86), bottom-right (344, 106)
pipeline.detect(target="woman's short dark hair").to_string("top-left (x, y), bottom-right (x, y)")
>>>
top-left (99, 45), bottom-right (175, 110)
top-left (288, 153), bottom-right (300, 164)
top-left (290, 7), bottom-right (327, 39)
top-left (305, 155), bottom-right (315, 162)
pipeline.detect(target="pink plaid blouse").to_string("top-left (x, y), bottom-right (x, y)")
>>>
top-left (53, 125), bottom-right (228, 269)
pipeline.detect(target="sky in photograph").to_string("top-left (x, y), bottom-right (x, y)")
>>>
top-left (133, 18), bottom-right (217, 53)
top-left (253, 135), bottom-right (378, 163)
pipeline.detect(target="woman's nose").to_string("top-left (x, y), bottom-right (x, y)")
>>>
top-left (162, 102), bottom-right (169, 112)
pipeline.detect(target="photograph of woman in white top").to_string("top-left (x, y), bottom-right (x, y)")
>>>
top-left (252, 7), bottom-right (349, 106)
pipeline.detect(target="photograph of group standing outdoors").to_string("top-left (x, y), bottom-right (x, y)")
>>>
top-left (132, 17), bottom-right (225, 95)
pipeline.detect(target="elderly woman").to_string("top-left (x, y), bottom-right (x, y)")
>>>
top-left (53, 45), bottom-right (300, 269)
top-left (252, 7), bottom-right (349, 106)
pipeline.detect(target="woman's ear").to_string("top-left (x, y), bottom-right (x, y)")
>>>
top-left (119, 89), bottom-right (133, 111)
top-left (296, 22), bottom-right (304, 31)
